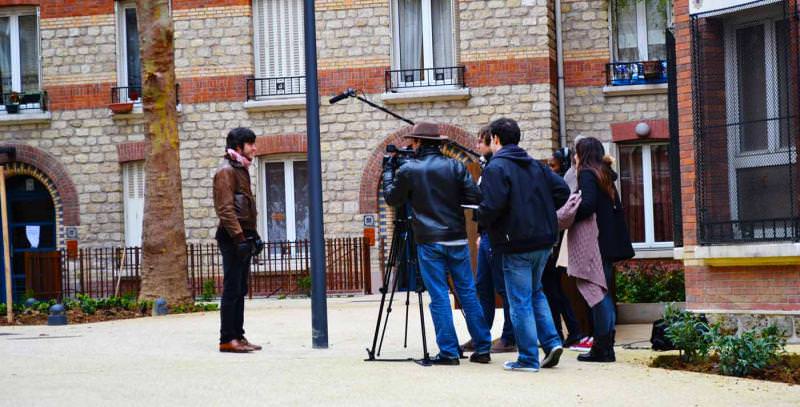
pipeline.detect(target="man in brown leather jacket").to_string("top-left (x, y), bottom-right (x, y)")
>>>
top-left (213, 127), bottom-right (261, 353)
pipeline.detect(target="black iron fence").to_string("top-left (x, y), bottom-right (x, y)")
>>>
top-left (691, 3), bottom-right (799, 244)
top-left (111, 84), bottom-right (181, 105)
top-left (246, 76), bottom-right (306, 100)
top-left (1, 91), bottom-right (47, 113)
top-left (606, 60), bottom-right (668, 86)
top-left (35, 238), bottom-right (370, 301)
top-left (385, 66), bottom-right (466, 92)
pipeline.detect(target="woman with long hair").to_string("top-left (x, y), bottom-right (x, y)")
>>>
top-left (573, 137), bottom-right (633, 362)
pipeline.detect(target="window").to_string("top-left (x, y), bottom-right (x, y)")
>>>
top-left (618, 143), bottom-right (673, 248)
top-left (251, 0), bottom-right (305, 98)
top-left (724, 15), bottom-right (795, 237)
top-left (259, 157), bottom-right (309, 244)
top-left (0, 8), bottom-right (42, 110)
top-left (116, 1), bottom-right (141, 102)
top-left (122, 161), bottom-right (145, 247)
top-left (391, 0), bottom-right (455, 85)
top-left (613, 0), bottom-right (669, 62)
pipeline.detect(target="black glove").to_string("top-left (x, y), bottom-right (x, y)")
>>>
top-left (382, 155), bottom-right (396, 173)
top-left (237, 240), bottom-right (252, 258)
top-left (249, 237), bottom-right (265, 257)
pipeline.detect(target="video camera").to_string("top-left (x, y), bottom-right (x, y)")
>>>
top-left (382, 144), bottom-right (415, 173)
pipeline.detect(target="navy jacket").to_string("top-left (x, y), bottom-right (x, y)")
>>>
top-left (478, 145), bottom-right (570, 254)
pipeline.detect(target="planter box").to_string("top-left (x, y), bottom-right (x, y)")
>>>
top-left (109, 102), bottom-right (134, 114)
top-left (617, 302), bottom-right (686, 324)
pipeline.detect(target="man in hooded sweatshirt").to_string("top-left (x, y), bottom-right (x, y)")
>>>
top-left (478, 118), bottom-right (570, 372)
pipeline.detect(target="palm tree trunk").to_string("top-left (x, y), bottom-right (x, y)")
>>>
top-left (136, 0), bottom-right (191, 304)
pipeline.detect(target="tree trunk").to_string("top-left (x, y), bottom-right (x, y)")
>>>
top-left (136, 0), bottom-right (191, 304)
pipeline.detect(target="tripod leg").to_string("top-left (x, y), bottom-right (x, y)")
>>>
top-left (367, 228), bottom-right (402, 360)
top-left (403, 289), bottom-right (411, 348)
top-left (417, 289), bottom-right (431, 364)
top-left (377, 255), bottom-right (402, 356)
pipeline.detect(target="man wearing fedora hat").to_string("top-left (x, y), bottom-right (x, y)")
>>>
top-left (382, 122), bottom-right (492, 366)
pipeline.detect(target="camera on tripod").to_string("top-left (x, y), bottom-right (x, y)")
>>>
top-left (382, 144), bottom-right (415, 173)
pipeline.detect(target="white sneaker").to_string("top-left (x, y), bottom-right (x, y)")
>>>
top-left (503, 360), bottom-right (539, 372)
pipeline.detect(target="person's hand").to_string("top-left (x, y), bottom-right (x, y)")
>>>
top-left (476, 235), bottom-right (481, 247)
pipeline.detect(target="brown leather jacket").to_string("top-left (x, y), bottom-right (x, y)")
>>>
top-left (213, 157), bottom-right (257, 242)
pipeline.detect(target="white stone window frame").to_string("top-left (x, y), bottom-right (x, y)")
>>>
top-left (722, 8), bottom-right (796, 239)
top-left (256, 154), bottom-right (307, 243)
top-left (122, 160), bottom-right (145, 247)
top-left (251, 0), bottom-right (306, 100)
top-left (609, 0), bottom-right (672, 63)
top-left (0, 6), bottom-right (42, 112)
top-left (115, 1), bottom-right (140, 104)
top-left (618, 142), bottom-right (674, 250)
top-left (390, 0), bottom-right (458, 90)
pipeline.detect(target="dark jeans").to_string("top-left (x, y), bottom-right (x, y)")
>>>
top-left (542, 256), bottom-right (582, 341)
top-left (591, 261), bottom-right (616, 340)
top-left (475, 233), bottom-right (514, 344)
top-left (218, 236), bottom-right (252, 344)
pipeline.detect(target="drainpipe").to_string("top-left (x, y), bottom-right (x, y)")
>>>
top-left (555, 0), bottom-right (567, 149)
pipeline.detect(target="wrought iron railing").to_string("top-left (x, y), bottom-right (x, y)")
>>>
top-left (111, 84), bottom-right (181, 105)
top-left (1, 91), bottom-right (47, 113)
top-left (606, 60), bottom-right (668, 86)
top-left (246, 76), bottom-right (306, 100)
top-left (385, 66), bottom-right (466, 92)
top-left (45, 238), bottom-right (371, 301)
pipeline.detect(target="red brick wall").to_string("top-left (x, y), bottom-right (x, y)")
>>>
top-left (686, 264), bottom-right (800, 311)
top-left (172, 0), bottom-right (249, 10)
top-left (255, 133), bottom-right (307, 156)
top-left (117, 141), bottom-right (146, 163)
top-left (563, 58), bottom-right (607, 87)
top-left (464, 57), bottom-right (553, 87)
top-left (675, 0), bottom-right (697, 247)
top-left (38, 0), bottom-right (113, 18)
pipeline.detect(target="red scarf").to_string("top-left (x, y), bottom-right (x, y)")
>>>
top-left (226, 148), bottom-right (251, 169)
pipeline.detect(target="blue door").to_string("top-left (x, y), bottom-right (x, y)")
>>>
top-left (0, 176), bottom-right (55, 303)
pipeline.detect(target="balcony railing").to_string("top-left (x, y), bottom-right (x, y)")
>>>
top-left (246, 76), bottom-right (306, 100)
top-left (606, 60), bottom-right (667, 86)
top-left (385, 66), bottom-right (466, 92)
top-left (1, 91), bottom-right (47, 113)
top-left (111, 85), bottom-right (180, 105)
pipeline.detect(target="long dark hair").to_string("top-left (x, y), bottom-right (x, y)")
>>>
top-left (576, 137), bottom-right (615, 200)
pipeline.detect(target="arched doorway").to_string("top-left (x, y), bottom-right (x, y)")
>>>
top-left (0, 176), bottom-right (57, 302)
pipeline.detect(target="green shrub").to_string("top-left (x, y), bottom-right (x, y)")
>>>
top-left (200, 280), bottom-right (216, 302)
top-left (0, 303), bottom-right (5, 315)
top-left (615, 261), bottom-right (685, 303)
top-left (297, 273), bottom-right (311, 296)
top-left (712, 324), bottom-right (786, 377)
top-left (663, 304), bottom-right (711, 362)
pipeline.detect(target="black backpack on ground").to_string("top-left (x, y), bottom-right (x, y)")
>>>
top-left (650, 319), bottom-right (675, 351)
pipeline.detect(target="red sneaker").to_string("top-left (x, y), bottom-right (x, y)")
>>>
top-left (569, 337), bottom-right (593, 352)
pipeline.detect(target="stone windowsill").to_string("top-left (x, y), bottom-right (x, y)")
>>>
top-left (632, 246), bottom-right (674, 259)
top-left (676, 242), bottom-right (800, 266)
top-left (111, 104), bottom-right (183, 119)
top-left (244, 96), bottom-right (306, 112)
top-left (381, 87), bottom-right (471, 104)
top-left (603, 83), bottom-right (668, 97)
top-left (0, 111), bottom-right (52, 125)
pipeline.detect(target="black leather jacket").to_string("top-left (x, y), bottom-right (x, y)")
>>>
top-left (383, 145), bottom-right (481, 243)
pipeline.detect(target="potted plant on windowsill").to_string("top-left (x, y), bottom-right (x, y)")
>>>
top-left (5, 91), bottom-right (20, 114)
top-left (109, 100), bottom-right (134, 114)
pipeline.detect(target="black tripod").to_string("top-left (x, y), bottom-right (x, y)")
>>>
top-left (365, 204), bottom-right (432, 366)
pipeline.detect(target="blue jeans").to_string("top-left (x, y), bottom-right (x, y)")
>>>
top-left (503, 249), bottom-right (562, 368)
top-left (417, 243), bottom-right (492, 358)
top-left (591, 261), bottom-right (616, 338)
top-left (476, 233), bottom-right (514, 344)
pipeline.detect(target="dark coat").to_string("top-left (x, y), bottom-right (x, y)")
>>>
top-left (575, 169), bottom-right (635, 262)
top-left (478, 145), bottom-right (570, 254)
top-left (383, 145), bottom-right (481, 243)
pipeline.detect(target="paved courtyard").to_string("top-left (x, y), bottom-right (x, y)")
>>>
top-left (2, 296), bottom-right (799, 406)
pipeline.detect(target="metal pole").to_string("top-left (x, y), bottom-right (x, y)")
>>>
top-left (304, 0), bottom-right (328, 349)
top-left (1, 166), bottom-right (13, 323)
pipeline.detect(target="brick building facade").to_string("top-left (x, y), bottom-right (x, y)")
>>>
top-left (0, 0), bottom-right (697, 317)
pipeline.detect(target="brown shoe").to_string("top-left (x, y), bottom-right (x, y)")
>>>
top-left (490, 338), bottom-right (517, 353)
top-left (240, 337), bottom-right (262, 351)
top-left (219, 339), bottom-right (252, 353)
top-left (460, 339), bottom-right (475, 353)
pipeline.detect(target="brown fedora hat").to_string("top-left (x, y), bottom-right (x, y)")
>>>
top-left (404, 122), bottom-right (449, 141)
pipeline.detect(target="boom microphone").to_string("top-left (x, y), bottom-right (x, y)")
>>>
top-left (328, 88), bottom-right (355, 104)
